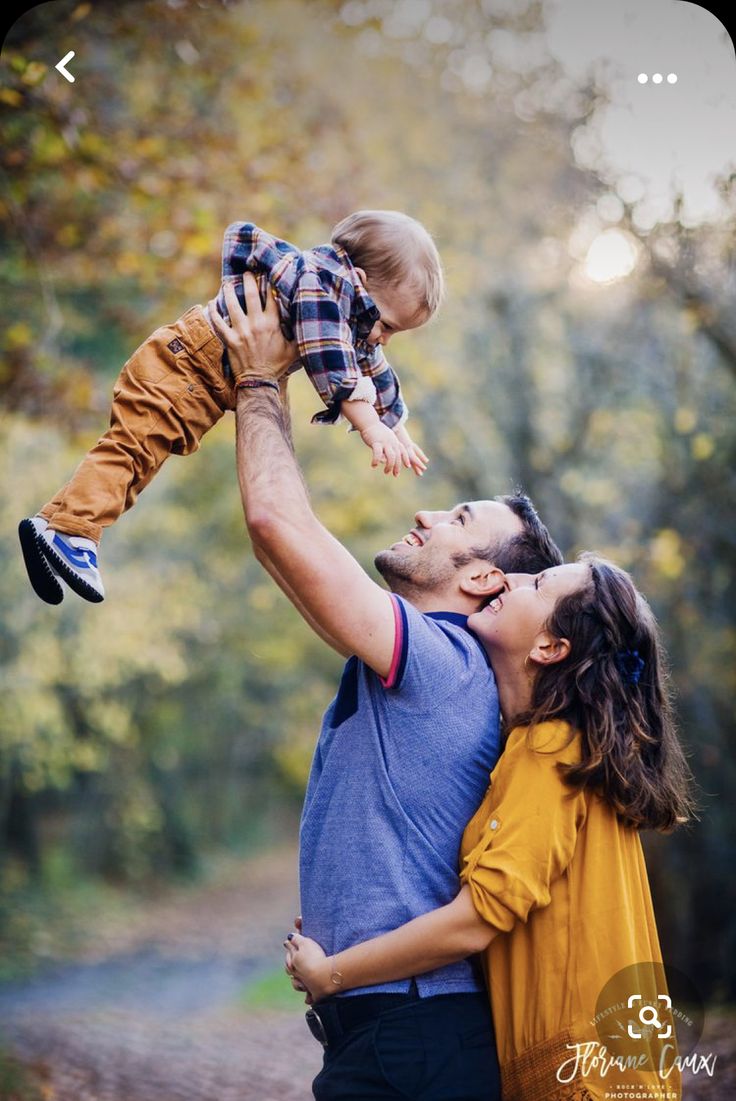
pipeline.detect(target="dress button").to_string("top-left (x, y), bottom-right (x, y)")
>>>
top-left (489, 819), bottom-right (499, 830)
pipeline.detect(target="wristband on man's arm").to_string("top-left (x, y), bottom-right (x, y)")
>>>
top-left (235, 377), bottom-right (280, 392)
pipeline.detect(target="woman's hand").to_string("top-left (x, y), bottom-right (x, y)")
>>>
top-left (284, 928), bottom-right (333, 1003)
top-left (208, 273), bottom-right (297, 384)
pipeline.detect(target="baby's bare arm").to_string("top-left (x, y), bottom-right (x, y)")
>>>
top-left (340, 397), bottom-right (381, 435)
top-left (341, 399), bottom-right (409, 477)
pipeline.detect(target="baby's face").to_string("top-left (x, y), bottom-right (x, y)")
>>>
top-left (364, 282), bottom-right (428, 347)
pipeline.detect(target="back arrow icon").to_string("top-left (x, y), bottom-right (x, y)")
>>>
top-left (55, 51), bottom-right (76, 83)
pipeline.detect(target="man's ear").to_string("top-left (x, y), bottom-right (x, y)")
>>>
top-left (354, 265), bottom-right (367, 288)
top-left (529, 631), bottom-right (570, 667)
top-left (459, 566), bottom-right (507, 600)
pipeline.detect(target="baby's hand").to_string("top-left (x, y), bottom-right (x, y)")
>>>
top-left (360, 421), bottom-right (411, 477)
top-left (394, 424), bottom-right (429, 477)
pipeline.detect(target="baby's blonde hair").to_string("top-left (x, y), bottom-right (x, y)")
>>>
top-left (331, 209), bottom-right (444, 318)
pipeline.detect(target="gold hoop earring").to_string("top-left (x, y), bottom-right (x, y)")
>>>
top-left (524, 654), bottom-right (536, 678)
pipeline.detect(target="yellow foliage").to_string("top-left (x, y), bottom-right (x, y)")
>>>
top-left (588, 408), bottom-right (615, 441)
top-left (70, 741), bottom-right (106, 773)
top-left (56, 224), bottom-right (80, 247)
top-left (649, 529), bottom-right (686, 581)
top-left (691, 433), bottom-right (715, 461)
top-left (3, 322), bottom-right (33, 349)
top-left (674, 407), bottom-right (697, 434)
top-left (86, 701), bottom-right (136, 747)
top-left (115, 252), bottom-right (144, 276)
top-left (249, 584), bottom-right (277, 612)
top-left (558, 470), bottom-right (616, 507)
top-left (118, 790), bottom-right (165, 835)
top-left (20, 61), bottom-right (47, 86)
top-left (274, 733), bottom-right (316, 790)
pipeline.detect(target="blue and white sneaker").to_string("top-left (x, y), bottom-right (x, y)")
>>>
top-left (38, 526), bottom-right (105, 603)
top-left (18, 516), bottom-right (65, 605)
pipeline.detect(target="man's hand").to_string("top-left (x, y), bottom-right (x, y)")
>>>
top-left (209, 273), bottom-right (297, 384)
top-left (360, 420), bottom-right (411, 477)
top-left (394, 423), bottom-right (429, 477)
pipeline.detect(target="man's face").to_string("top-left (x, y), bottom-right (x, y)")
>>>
top-left (374, 500), bottom-right (524, 597)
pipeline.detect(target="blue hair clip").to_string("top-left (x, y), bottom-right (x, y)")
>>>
top-left (615, 648), bottom-right (645, 686)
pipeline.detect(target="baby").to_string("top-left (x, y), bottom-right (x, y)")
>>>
top-left (19, 210), bottom-right (443, 605)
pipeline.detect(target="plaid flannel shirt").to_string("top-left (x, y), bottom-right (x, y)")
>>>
top-left (214, 222), bottom-right (407, 428)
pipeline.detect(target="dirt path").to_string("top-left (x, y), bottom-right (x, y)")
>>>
top-left (0, 844), bottom-right (732, 1100)
top-left (0, 844), bottom-right (322, 1100)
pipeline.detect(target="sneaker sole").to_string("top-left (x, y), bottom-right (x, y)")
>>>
top-left (18, 519), bottom-right (64, 605)
top-left (38, 534), bottom-right (105, 604)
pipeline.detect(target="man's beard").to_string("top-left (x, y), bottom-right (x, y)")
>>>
top-left (374, 546), bottom-right (455, 598)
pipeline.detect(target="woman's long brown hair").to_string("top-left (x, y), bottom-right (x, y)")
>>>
top-left (514, 554), bottom-right (695, 832)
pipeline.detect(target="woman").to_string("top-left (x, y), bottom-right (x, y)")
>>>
top-left (286, 556), bottom-right (694, 1100)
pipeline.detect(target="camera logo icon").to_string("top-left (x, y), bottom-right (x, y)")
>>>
top-left (627, 993), bottom-right (673, 1039)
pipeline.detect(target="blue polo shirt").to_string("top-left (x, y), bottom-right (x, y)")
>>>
top-left (299, 594), bottom-right (501, 997)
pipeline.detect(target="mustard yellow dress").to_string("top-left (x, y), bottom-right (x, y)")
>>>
top-left (460, 720), bottom-right (681, 1101)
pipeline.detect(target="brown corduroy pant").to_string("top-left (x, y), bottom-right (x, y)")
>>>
top-left (40, 306), bottom-right (237, 544)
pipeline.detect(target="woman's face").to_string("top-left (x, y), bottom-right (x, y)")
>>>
top-left (467, 563), bottom-right (590, 661)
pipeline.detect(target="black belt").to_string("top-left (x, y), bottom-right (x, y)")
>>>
top-left (306, 980), bottom-right (420, 1048)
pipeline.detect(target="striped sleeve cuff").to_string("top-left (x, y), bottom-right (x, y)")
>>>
top-left (380, 594), bottom-right (409, 689)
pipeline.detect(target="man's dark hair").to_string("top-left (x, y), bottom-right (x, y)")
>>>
top-left (494, 492), bottom-right (563, 573)
top-left (452, 492), bottom-right (563, 574)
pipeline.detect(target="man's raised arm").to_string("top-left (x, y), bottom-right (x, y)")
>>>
top-left (210, 277), bottom-right (396, 677)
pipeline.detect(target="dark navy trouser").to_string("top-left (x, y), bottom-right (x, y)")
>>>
top-left (310, 990), bottom-right (501, 1101)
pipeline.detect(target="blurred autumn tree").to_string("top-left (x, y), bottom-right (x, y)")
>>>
top-left (1, 0), bottom-right (734, 998)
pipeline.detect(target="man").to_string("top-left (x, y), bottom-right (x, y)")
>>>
top-left (211, 276), bottom-right (563, 1100)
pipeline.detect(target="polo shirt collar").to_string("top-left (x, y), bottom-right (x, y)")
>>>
top-left (426, 609), bottom-right (492, 667)
top-left (426, 610), bottom-right (469, 628)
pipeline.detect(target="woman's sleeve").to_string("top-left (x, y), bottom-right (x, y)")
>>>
top-left (460, 726), bottom-right (588, 932)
